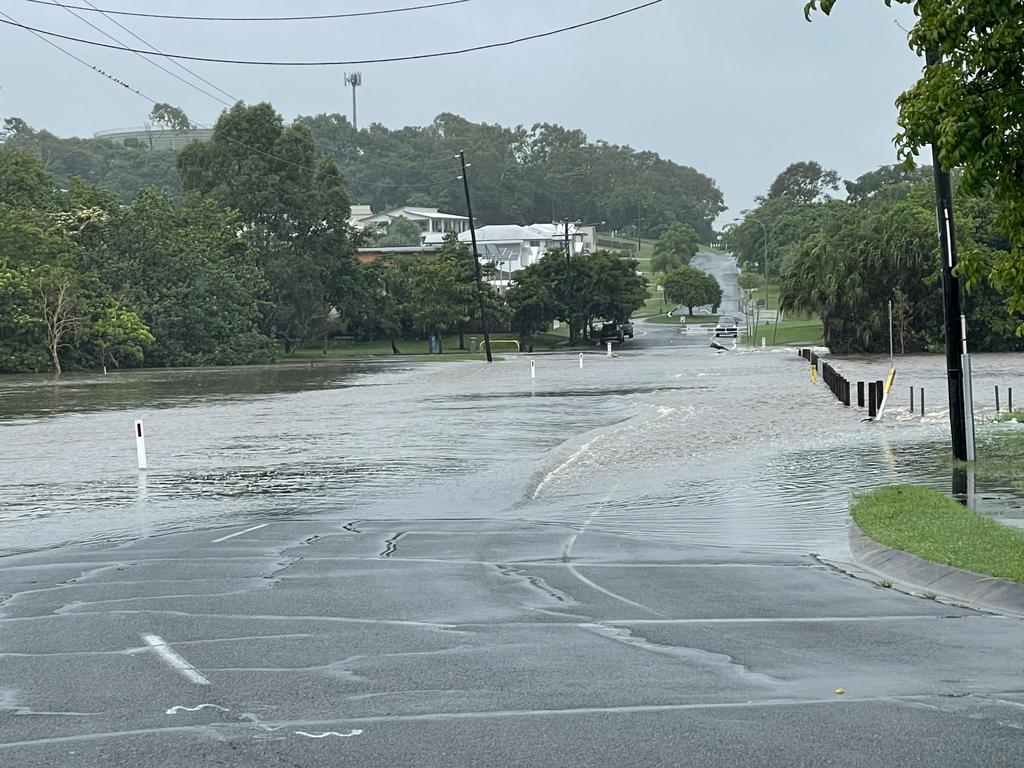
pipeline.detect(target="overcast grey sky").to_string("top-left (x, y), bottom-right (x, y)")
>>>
top-left (0, 0), bottom-right (921, 223)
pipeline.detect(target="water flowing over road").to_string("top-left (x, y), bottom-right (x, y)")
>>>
top-left (3, 348), bottom-right (1024, 766)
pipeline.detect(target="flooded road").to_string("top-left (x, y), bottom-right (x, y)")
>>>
top-left (3, 345), bottom-right (1023, 557)
top-left (5, 345), bottom-right (1024, 767)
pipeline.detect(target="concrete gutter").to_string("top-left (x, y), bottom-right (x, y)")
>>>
top-left (841, 523), bottom-right (1024, 619)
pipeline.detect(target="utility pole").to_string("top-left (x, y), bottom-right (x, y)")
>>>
top-left (457, 150), bottom-right (492, 363)
top-left (344, 72), bottom-right (362, 130)
top-left (926, 48), bottom-right (968, 461)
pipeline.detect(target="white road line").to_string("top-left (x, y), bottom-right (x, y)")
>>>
top-left (141, 634), bottom-right (210, 686)
top-left (210, 523), bottom-right (268, 543)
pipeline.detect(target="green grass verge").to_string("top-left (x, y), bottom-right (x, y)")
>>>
top-left (744, 319), bottom-right (824, 347)
top-left (285, 331), bottom-right (565, 359)
top-left (851, 485), bottom-right (1024, 584)
top-left (996, 410), bottom-right (1024, 423)
top-left (643, 314), bottom-right (719, 325)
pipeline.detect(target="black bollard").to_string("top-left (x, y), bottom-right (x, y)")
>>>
top-left (858, 382), bottom-right (865, 408)
top-left (868, 383), bottom-right (878, 418)
top-left (909, 386), bottom-right (914, 413)
top-left (996, 385), bottom-right (1001, 412)
top-left (843, 380), bottom-right (851, 407)
top-left (920, 388), bottom-right (925, 416)
top-left (875, 380), bottom-right (884, 411)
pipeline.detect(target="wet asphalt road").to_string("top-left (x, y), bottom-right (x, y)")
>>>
top-left (4, 343), bottom-right (1024, 765)
top-left (3, 517), bottom-right (1024, 766)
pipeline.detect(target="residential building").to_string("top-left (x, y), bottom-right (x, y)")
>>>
top-left (348, 204), bottom-right (374, 230)
top-left (356, 206), bottom-right (470, 236)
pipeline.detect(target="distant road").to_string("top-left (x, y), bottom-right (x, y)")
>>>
top-left (692, 250), bottom-right (741, 314)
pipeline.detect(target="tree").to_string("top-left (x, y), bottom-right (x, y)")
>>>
top-left (663, 264), bottom-right (719, 316)
top-left (762, 161), bottom-right (840, 205)
top-left (87, 301), bottom-right (154, 371)
top-left (737, 271), bottom-right (760, 292)
top-left (651, 222), bottom-right (700, 273)
top-left (374, 215), bottom-right (422, 247)
top-left (580, 251), bottom-right (649, 330)
top-left (805, 0), bottom-right (1024, 328)
top-left (149, 103), bottom-right (192, 132)
top-left (179, 102), bottom-right (361, 352)
top-left (0, 146), bottom-right (55, 210)
top-left (89, 189), bottom-right (270, 366)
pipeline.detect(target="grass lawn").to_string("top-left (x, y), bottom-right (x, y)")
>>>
top-left (851, 485), bottom-right (1024, 584)
top-left (286, 331), bottom-right (566, 360)
top-left (744, 319), bottom-right (824, 347)
top-left (643, 314), bottom-right (718, 325)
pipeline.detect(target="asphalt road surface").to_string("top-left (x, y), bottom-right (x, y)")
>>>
top-left (3, 349), bottom-right (1024, 766)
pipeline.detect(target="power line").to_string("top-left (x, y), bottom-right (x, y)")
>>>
top-left (21, 0), bottom-right (473, 23)
top-left (0, 7), bottom-right (153, 102)
top-left (45, 0), bottom-right (233, 107)
top-left (0, 1), bottom-right (665, 66)
top-left (78, 0), bottom-right (238, 103)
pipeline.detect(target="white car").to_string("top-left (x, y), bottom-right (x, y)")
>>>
top-left (714, 315), bottom-right (738, 338)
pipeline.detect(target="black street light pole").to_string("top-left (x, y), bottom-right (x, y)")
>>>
top-left (457, 150), bottom-right (492, 363)
top-left (926, 48), bottom-right (968, 461)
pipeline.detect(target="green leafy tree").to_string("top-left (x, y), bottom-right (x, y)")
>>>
top-left (87, 301), bottom-right (154, 370)
top-left (89, 189), bottom-right (270, 366)
top-left (149, 103), bottom-right (192, 132)
top-left (663, 264), bottom-right (719, 316)
top-left (805, 0), bottom-right (1024, 328)
top-left (651, 222), bottom-right (700, 273)
top-left (179, 103), bottom-right (360, 352)
top-left (761, 161), bottom-right (840, 205)
top-left (375, 215), bottom-right (423, 247)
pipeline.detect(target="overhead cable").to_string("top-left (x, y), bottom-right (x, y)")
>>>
top-left (0, 1), bottom-right (665, 66)
top-left (21, 0), bottom-right (472, 22)
top-left (78, 0), bottom-right (238, 103)
top-left (48, 0), bottom-right (233, 106)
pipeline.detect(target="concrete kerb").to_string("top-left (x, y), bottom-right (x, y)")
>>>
top-left (836, 523), bottom-right (1024, 619)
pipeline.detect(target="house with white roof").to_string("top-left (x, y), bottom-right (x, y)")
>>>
top-left (356, 206), bottom-right (470, 236)
top-left (421, 223), bottom-right (598, 291)
top-left (348, 204), bottom-right (374, 230)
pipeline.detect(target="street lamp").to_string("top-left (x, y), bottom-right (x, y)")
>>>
top-left (734, 214), bottom-right (769, 342)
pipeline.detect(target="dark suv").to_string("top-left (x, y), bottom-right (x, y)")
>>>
top-left (598, 322), bottom-right (624, 344)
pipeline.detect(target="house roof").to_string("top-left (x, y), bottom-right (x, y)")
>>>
top-left (359, 206), bottom-right (468, 223)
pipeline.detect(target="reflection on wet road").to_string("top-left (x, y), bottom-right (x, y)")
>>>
top-left (3, 347), bottom-right (1023, 557)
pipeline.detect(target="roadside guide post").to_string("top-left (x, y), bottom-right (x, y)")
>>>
top-left (135, 419), bottom-right (148, 471)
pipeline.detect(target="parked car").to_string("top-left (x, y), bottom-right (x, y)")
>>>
top-left (597, 322), bottom-right (625, 344)
top-left (619, 320), bottom-right (634, 339)
top-left (714, 315), bottom-right (738, 338)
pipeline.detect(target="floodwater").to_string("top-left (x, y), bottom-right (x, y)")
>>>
top-left (2, 347), bottom-right (1023, 558)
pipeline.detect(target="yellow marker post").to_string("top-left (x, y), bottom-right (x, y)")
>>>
top-left (810, 364), bottom-right (818, 384)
